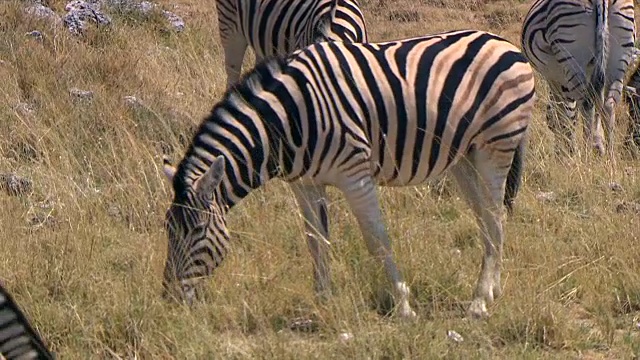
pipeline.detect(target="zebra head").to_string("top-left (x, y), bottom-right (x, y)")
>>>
top-left (160, 155), bottom-right (230, 305)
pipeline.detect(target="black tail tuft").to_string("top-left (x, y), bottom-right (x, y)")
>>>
top-left (590, 0), bottom-right (609, 101)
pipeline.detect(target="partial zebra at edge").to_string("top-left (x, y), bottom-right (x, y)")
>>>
top-left (0, 283), bottom-right (54, 360)
top-left (624, 55), bottom-right (640, 149)
top-left (521, 0), bottom-right (636, 160)
top-left (215, 0), bottom-right (368, 89)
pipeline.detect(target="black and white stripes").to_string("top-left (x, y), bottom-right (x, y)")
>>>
top-left (0, 284), bottom-right (54, 360)
top-left (215, 0), bottom-right (368, 88)
top-left (161, 30), bottom-right (536, 319)
top-left (521, 0), bottom-right (636, 157)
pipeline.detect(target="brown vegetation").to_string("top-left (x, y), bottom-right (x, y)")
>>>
top-left (1, 0), bottom-right (640, 358)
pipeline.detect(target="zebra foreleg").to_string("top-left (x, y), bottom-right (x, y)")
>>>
top-left (291, 182), bottom-right (333, 300)
top-left (603, 96), bottom-right (618, 175)
top-left (339, 176), bottom-right (417, 320)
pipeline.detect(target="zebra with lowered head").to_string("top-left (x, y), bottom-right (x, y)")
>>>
top-left (521, 0), bottom-right (636, 159)
top-left (216, 0), bottom-right (368, 89)
top-left (161, 30), bottom-right (536, 320)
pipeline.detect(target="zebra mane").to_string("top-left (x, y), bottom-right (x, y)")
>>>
top-left (221, 56), bottom-right (290, 104)
top-left (173, 55), bottom-right (291, 195)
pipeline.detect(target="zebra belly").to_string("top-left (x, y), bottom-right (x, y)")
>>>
top-left (369, 156), bottom-right (456, 187)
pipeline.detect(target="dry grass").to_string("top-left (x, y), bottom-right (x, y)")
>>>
top-left (2, 0), bottom-right (640, 358)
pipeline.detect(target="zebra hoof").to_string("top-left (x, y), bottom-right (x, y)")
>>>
top-left (593, 144), bottom-right (605, 157)
top-left (467, 299), bottom-right (489, 320)
top-left (396, 307), bottom-right (417, 321)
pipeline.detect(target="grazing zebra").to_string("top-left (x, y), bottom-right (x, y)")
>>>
top-left (161, 30), bottom-right (536, 319)
top-left (0, 283), bottom-right (54, 360)
top-left (521, 0), bottom-right (636, 158)
top-left (216, 0), bottom-right (368, 88)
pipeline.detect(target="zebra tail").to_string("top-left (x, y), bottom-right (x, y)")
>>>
top-left (591, 0), bottom-right (609, 97)
top-left (504, 138), bottom-right (526, 216)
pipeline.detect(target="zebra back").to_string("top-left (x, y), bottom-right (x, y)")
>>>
top-left (0, 284), bottom-right (54, 360)
top-left (175, 30), bottom-right (535, 204)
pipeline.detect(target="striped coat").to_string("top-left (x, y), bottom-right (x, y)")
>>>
top-left (162, 30), bottom-right (536, 320)
top-left (0, 284), bottom-right (54, 359)
top-left (521, 0), bottom-right (636, 158)
top-left (216, 0), bottom-right (368, 88)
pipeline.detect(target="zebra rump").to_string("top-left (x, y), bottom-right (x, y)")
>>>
top-left (521, 0), bottom-right (636, 157)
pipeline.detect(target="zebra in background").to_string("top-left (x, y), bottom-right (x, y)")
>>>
top-left (0, 283), bottom-right (54, 360)
top-left (216, 0), bottom-right (368, 88)
top-left (521, 0), bottom-right (635, 159)
top-left (161, 30), bottom-right (536, 319)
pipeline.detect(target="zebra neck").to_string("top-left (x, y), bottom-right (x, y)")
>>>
top-left (177, 56), bottom-right (301, 211)
top-left (178, 121), bottom-right (278, 212)
top-left (178, 155), bottom-right (272, 213)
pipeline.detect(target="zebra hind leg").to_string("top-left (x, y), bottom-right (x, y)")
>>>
top-left (291, 183), bottom-right (333, 300)
top-left (546, 89), bottom-right (577, 157)
top-left (625, 89), bottom-right (640, 151)
top-left (222, 35), bottom-right (248, 89)
top-left (451, 148), bottom-right (510, 319)
top-left (579, 95), bottom-right (606, 157)
top-left (603, 96), bottom-right (618, 176)
top-left (339, 175), bottom-right (417, 320)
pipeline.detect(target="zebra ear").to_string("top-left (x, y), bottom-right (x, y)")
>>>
top-left (163, 155), bottom-right (177, 182)
top-left (195, 155), bottom-right (225, 197)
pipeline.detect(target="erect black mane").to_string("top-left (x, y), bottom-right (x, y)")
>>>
top-left (171, 55), bottom-right (293, 197)
top-left (221, 55), bottom-right (291, 103)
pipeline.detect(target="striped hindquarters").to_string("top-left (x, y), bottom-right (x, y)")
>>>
top-left (323, 0), bottom-right (368, 43)
top-left (0, 284), bottom-right (53, 360)
top-left (606, 0), bottom-right (636, 103)
top-left (521, 0), bottom-right (635, 101)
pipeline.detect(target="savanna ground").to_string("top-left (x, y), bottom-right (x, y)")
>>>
top-left (2, 0), bottom-right (640, 358)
